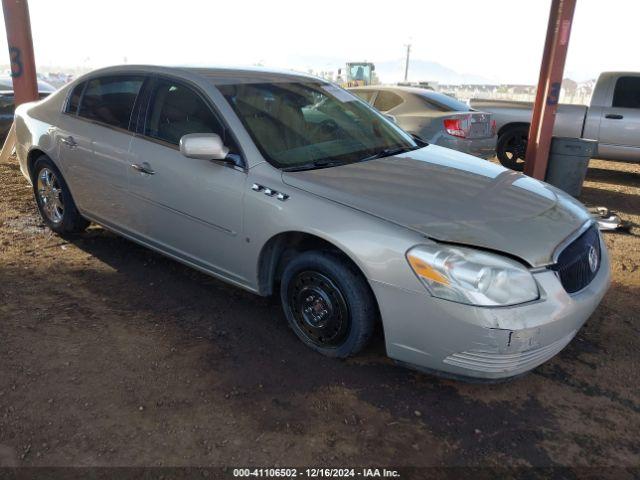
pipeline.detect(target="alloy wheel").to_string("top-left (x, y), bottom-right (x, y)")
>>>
top-left (37, 168), bottom-right (64, 224)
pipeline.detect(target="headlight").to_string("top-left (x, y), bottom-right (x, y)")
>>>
top-left (406, 244), bottom-right (539, 306)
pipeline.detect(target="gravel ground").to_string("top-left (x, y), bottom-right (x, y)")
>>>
top-left (0, 158), bottom-right (638, 470)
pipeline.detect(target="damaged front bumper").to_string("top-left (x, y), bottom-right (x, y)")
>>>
top-left (371, 238), bottom-right (611, 381)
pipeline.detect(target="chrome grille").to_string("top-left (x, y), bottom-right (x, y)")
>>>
top-left (551, 224), bottom-right (601, 294)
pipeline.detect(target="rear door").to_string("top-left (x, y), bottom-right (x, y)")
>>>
top-left (597, 75), bottom-right (640, 159)
top-left (56, 74), bottom-right (146, 224)
top-left (126, 76), bottom-right (248, 282)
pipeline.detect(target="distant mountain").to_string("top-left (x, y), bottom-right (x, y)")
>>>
top-left (374, 59), bottom-right (497, 85)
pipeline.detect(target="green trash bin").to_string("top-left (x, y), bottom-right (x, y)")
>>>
top-left (545, 137), bottom-right (598, 197)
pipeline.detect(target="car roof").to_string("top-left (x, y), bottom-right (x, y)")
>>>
top-left (73, 64), bottom-right (323, 85)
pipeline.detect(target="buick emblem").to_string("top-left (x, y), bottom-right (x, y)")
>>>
top-left (588, 246), bottom-right (599, 273)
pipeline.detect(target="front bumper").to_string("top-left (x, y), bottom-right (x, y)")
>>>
top-left (371, 238), bottom-right (611, 380)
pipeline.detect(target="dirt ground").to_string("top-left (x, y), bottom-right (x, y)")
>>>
top-left (0, 158), bottom-right (639, 470)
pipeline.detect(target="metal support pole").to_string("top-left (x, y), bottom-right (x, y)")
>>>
top-left (2, 0), bottom-right (38, 106)
top-left (404, 44), bottom-right (411, 82)
top-left (524, 0), bottom-right (576, 180)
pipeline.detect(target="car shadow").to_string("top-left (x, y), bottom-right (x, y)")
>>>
top-left (579, 185), bottom-right (640, 217)
top-left (586, 166), bottom-right (640, 189)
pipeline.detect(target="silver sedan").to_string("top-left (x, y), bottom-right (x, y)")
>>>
top-left (13, 65), bottom-right (610, 380)
top-left (349, 86), bottom-right (497, 159)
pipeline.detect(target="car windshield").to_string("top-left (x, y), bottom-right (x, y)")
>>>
top-left (217, 81), bottom-right (418, 169)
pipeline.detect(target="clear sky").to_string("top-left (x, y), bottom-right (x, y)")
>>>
top-left (0, 0), bottom-right (637, 84)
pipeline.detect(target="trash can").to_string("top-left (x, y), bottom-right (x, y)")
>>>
top-left (545, 137), bottom-right (598, 197)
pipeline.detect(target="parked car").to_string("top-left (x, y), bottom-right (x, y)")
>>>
top-left (0, 77), bottom-right (56, 140)
top-left (349, 86), bottom-right (496, 159)
top-left (471, 72), bottom-right (640, 170)
top-left (13, 65), bottom-right (610, 380)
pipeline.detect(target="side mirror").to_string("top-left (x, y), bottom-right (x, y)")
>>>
top-left (180, 133), bottom-right (229, 161)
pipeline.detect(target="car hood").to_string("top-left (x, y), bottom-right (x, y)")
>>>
top-left (282, 145), bottom-right (591, 267)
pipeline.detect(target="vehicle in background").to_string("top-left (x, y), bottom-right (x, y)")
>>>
top-left (396, 81), bottom-right (438, 91)
top-left (339, 62), bottom-right (376, 87)
top-left (350, 86), bottom-right (497, 159)
top-left (471, 72), bottom-right (640, 170)
top-left (0, 77), bottom-right (56, 141)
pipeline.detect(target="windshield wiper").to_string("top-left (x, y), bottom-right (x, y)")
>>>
top-left (358, 145), bottom-right (418, 163)
top-left (282, 160), bottom-right (347, 172)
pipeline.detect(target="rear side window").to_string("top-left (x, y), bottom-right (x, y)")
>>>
top-left (145, 80), bottom-right (225, 146)
top-left (612, 76), bottom-right (640, 109)
top-left (65, 82), bottom-right (85, 114)
top-left (373, 91), bottom-right (403, 111)
top-left (78, 75), bottom-right (144, 129)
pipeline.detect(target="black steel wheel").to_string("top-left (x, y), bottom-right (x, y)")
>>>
top-left (496, 125), bottom-right (529, 171)
top-left (288, 270), bottom-right (350, 347)
top-left (280, 251), bottom-right (376, 358)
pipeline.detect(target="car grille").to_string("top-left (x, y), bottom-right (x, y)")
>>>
top-left (551, 224), bottom-right (601, 294)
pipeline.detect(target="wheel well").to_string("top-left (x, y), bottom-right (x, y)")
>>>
top-left (26, 148), bottom-right (47, 180)
top-left (497, 122), bottom-right (530, 139)
top-left (257, 232), bottom-right (362, 297)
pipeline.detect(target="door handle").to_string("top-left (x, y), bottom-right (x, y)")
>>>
top-left (60, 136), bottom-right (78, 148)
top-left (605, 114), bottom-right (624, 120)
top-left (130, 163), bottom-right (155, 175)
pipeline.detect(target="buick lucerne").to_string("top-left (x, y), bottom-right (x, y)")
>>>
top-left (13, 66), bottom-right (610, 380)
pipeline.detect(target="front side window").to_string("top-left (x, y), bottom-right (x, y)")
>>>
top-left (612, 76), bottom-right (640, 109)
top-left (145, 80), bottom-right (225, 146)
top-left (218, 82), bottom-right (417, 169)
top-left (373, 91), bottom-right (403, 111)
top-left (78, 75), bottom-right (144, 129)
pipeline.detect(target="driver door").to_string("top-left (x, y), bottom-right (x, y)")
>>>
top-left (127, 77), bottom-right (248, 283)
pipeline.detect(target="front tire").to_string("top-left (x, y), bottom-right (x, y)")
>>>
top-left (280, 251), bottom-right (376, 358)
top-left (32, 155), bottom-right (89, 235)
top-left (496, 125), bottom-right (529, 171)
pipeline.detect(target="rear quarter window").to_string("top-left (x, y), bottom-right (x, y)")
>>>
top-left (419, 92), bottom-right (470, 112)
top-left (65, 82), bottom-right (85, 114)
top-left (78, 75), bottom-right (144, 129)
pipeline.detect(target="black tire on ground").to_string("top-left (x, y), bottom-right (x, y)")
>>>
top-left (32, 155), bottom-right (90, 235)
top-left (279, 251), bottom-right (376, 358)
top-left (496, 125), bottom-right (529, 171)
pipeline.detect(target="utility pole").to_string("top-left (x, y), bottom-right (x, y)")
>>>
top-left (524, 0), bottom-right (577, 179)
top-left (2, 0), bottom-right (38, 106)
top-left (403, 43), bottom-right (411, 82)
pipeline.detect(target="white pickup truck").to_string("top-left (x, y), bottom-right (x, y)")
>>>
top-left (470, 72), bottom-right (640, 170)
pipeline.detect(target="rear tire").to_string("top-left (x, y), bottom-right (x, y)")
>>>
top-left (496, 125), bottom-right (529, 171)
top-left (280, 251), bottom-right (376, 358)
top-left (32, 155), bottom-right (89, 235)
